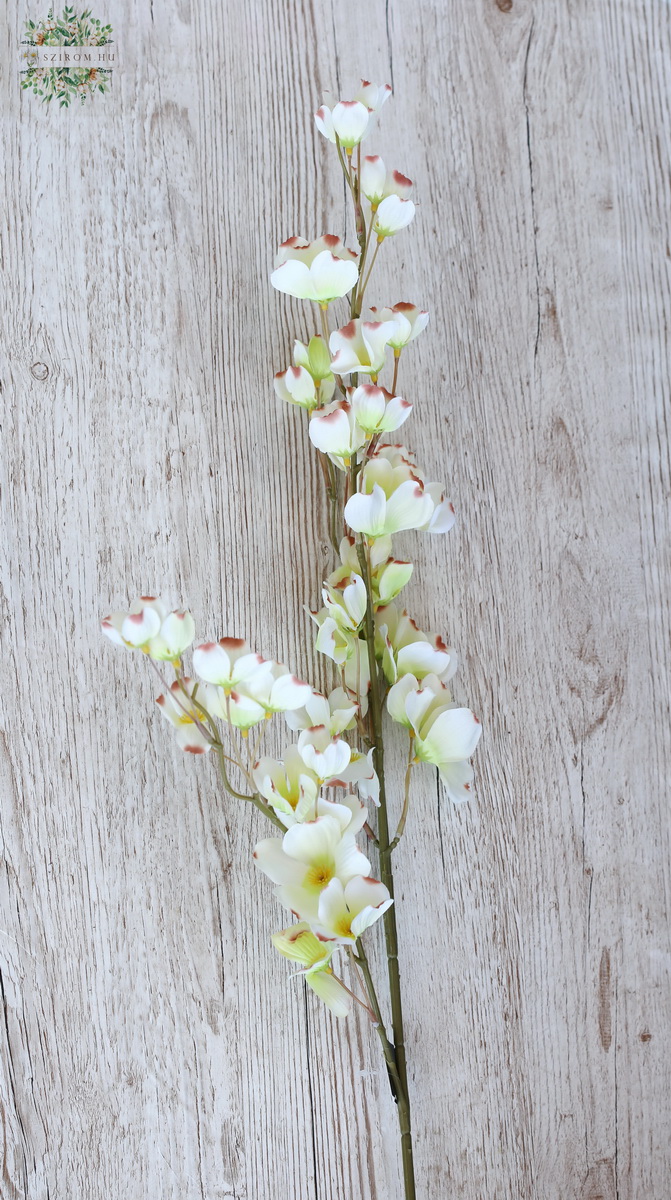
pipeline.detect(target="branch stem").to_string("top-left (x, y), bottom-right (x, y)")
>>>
top-left (355, 536), bottom-right (416, 1200)
top-left (390, 737), bottom-right (415, 851)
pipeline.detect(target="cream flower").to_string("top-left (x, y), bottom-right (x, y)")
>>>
top-left (102, 597), bottom-right (195, 662)
top-left (374, 196), bottom-right (416, 239)
top-left (344, 458), bottom-right (435, 538)
top-left (192, 638), bottom-right (269, 694)
top-left (297, 727), bottom-right (352, 783)
top-left (317, 876), bottom-right (392, 943)
top-left (386, 673), bottom-right (482, 803)
top-left (363, 448), bottom-right (456, 535)
top-left (156, 678), bottom-right (217, 755)
top-left (376, 604), bottom-right (457, 685)
top-left (271, 923), bottom-right (351, 1018)
top-left (254, 813), bottom-right (371, 923)
top-left (355, 79), bottom-right (393, 114)
top-left (285, 687), bottom-right (358, 737)
top-left (338, 534), bottom-right (412, 605)
top-left (349, 384), bottom-right (412, 435)
top-left (331, 747), bottom-right (380, 807)
top-left (273, 366), bottom-right (319, 411)
top-left (244, 663), bottom-right (312, 715)
top-left (359, 156), bottom-right (413, 207)
top-left (315, 80), bottom-right (391, 148)
top-left (253, 745), bottom-right (320, 824)
top-left (315, 99), bottom-right (370, 148)
top-left (308, 400), bottom-right (366, 463)
top-left (321, 569), bottom-right (367, 633)
top-left (313, 613), bottom-right (357, 666)
top-left (271, 235), bottom-right (358, 304)
top-left (329, 319), bottom-right (391, 378)
top-left (369, 302), bottom-right (430, 350)
top-left (338, 535), bottom-right (412, 609)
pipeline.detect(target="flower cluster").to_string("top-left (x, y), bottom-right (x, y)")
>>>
top-left (270, 78), bottom-right (482, 878)
top-left (101, 77), bottom-right (483, 1196)
top-left (100, 77), bottom-right (482, 1200)
top-left (102, 596), bottom-right (383, 1013)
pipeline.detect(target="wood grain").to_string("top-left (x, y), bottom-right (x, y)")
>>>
top-left (1, 0), bottom-right (670, 1197)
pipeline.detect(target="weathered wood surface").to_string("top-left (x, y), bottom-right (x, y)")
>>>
top-left (1, 1), bottom-right (669, 1197)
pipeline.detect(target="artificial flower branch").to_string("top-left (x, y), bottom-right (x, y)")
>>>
top-left (101, 79), bottom-right (481, 1200)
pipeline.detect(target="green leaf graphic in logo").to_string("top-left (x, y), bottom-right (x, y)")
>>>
top-left (21, 8), bottom-right (114, 106)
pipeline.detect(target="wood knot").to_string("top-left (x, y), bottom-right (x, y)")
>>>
top-left (495, 0), bottom-right (513, 9)
top-left (31, 361), bottom-right (49, 381)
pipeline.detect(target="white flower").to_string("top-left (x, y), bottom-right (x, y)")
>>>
top-left (223, 689), bottom-right (267, 732)
top-left (274, 366), bottom-right (319, 411)
top-left (313, 612), bottom-right (357, 666)
top-left (315, 99), bottom-right (370, 148)
top-left (374, 195), bottom-right (416, 239)
top-left (308, 400), bottom-right (366, 463)
top-left (102, 597), bottom-right (195, 661)
top-left (369, 302), bottom-right (429, 350)
top-left (371, 446), bottom-right (456, 533)
top-left (421, 482), bottom-right (456, 533)
top-left (338, 534), bottom-right (412, 605)
top-left (245, 663), bottom-right (312, 715)
top-left (314, 80), bottom-right (391, 148)
top-left (335, 747), bottom-right (380, 807)
top-left (360, 156), bottom-right (413, 206)
top-left (297, 727), bottom-right (352, 783)
top-left (253, 745), bottom-right (320, 823)
top-left (192, 638), bottom-right (269, 693)
top-left (344, 458), bottom-right (435, 538)
top-left (349, 384), bottom-right (412, 435)
top-left (271, 923), bottom-right (351, 1018)
top-left (156, 678), bottom-right (216, 755)
top-left (285, 687), bottom-right (358, 737)
top-left (254, 814), bottom-right (371, 923)
top-left (317, 876), bottom-right (392, 943)
top-left (376, 604), bottom-right (457, 685)
top-left (355, 79), bottom-right (392, 114)
top-left (386, 672), bottom-right (482, 802)
top-left (292, 335), bottom-right (335, 406)
top-left (329, 319), bottom-right (391, 378)
top-left (271, 235), bottom-right (358, 304)
top-left (321, 569), bottom-right (367, 633)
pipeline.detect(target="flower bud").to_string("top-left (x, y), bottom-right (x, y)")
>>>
top-left (374, 195), bottom-right (416, 239)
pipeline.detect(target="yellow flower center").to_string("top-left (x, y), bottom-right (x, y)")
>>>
top-left (304, 862), bottom-right (335, 891)
top-left (334, 915), bottom-right (353, 939)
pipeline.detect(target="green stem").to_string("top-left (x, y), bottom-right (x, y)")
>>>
top-left (355, 538), bottom-right (416, 1200)
top-left (390, 737), bottom-right (415, 851)
top-left (352, 207), bottom-right (376, 319)
top-left (358, 239), bottom-right (382, 309)
top-left (354, 940), bottom-right (408, 1110)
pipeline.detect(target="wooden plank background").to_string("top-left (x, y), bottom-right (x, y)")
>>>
top-left (1, 1), bottom-right (669, 1196)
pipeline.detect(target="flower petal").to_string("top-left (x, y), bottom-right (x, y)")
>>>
top-left (421, 707), bottom-right (482, 763)
top-left (344, 483), bottom-right (387, 537)
top-left (270, 259), bottom-right (317, 301)
top-left (254, 838), bottom-right (303, 886)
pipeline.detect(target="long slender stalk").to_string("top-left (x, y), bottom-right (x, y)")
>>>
top-left (353, 940), bottom-right (409, 1113)
top-left (390, 737), bottom-right (415, 851)
top-left (356, 537), bottom-right (416, 1200)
